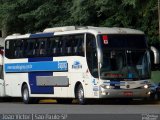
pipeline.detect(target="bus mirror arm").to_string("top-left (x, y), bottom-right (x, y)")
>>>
top-left (97, 49), bottom-right (103, 64)
top-left (99, 62), bottom-right (102, 68)
top-left (150, 46), bottom-right (159, 64)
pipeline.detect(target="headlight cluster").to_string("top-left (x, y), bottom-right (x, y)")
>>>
top-left (101, 85), bottom-right (114, 89)
top-left (144, 84), bottom-right (149, 89)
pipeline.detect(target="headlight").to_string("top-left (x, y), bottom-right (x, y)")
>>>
top-left (144, 84), bottom-right (149, 89)
top-left (106, 85), bottom-right (110, 89)
top-left (101, 85), bottom-right (112, 89)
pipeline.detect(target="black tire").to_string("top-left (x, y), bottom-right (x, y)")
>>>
top-left (150, 93), bottom-right (156, 101)
top-left (76, 84), bottom-right (86, 105)
top-left (22, 84), bottom-right (39, 104)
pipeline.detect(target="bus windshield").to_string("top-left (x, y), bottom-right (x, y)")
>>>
top-left (98, 34), bottom-right (151, 80)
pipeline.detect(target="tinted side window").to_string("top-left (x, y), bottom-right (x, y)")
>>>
top-left (14, 40), bottom-right (25, 58)
top-left (5, 34), bottom-right (85, 59)
top-left (86, 34), bottom-right (98, 78)
top-left (71, 34), bottom-right (84, 56)
top-left (34, 38), bottom-right (48, 57)
top-left (50, 34), bottom-right (84, 57)
top-left (5, 40), bottom-right (15, 58)
top-left (25, 39), bottom-right (36, 57)
top-left (48, 36), bottom-right (61, 56)
top-left (65, 36), bottom-right (73, 55)
top-left (39, 40), bottom-right (47, 56)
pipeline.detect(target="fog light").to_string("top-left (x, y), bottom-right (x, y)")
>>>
top-left (101, 91), bottom-right (109, 95)
top-left (147, 91), bottom-right (151, 95)
top-left (144, 85), bottom-right (148, 89)
top-left (101, 91), bottom-right (106, 95)
top-left (106, 92), bottom-right (110, 95)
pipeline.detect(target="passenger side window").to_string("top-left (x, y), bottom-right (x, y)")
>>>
top-left (14, 40), bottom-right (25, 58)
top-left (34, 38), bottom-right (48, 57)
top-left (39, 39), bottom-right (47, 56)
top-left (48, 36), bottom-right (64, 56)
top-left (25, 40), bottom-right (36, 57)
top-left (86, 34), bottom-right (98, 78)
top-left (5, 40), bottom-right (15, 59)
top-left (49, 34), bottom-right (84, 56)
top-left (5, 34), bottom-right (85, 59)
top-left (72, 34), bottom-right (84, 56)
top-left (65, 36), bottom-right (73, 55)
top-left (60, 36), bottom-right (67, 55)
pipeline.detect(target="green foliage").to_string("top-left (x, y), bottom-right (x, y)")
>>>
top-left (0, 0), bottom-right (159, 46)
top-left (122, 0), bottom-right (136, 8)
top-left (151, 71), bottom-right (160, 84)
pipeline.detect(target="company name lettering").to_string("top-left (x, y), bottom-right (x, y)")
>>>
top-left (7, 64), bottom-right (32, 71)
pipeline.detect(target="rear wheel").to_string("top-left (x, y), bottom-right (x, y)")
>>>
top-left (76, 84), bottom-right (86, 105)
top-left (22, 84), bottom-right (38, 104)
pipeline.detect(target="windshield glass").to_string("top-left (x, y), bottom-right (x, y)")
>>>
top-left (99, 34), bottom-right (147, 49)
top-left (98, 34), bottom-right (151, 80)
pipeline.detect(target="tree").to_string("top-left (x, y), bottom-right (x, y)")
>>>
top-left (0, 0), bottom-right (159, 46)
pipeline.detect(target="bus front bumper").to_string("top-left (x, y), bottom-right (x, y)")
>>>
top-left (99, 88), bottom-right (151, 98)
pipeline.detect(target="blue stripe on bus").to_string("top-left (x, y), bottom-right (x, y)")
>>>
top-left (29, 32), bottom-right (54, 38)
top-left (103, 81), bottom-right (125, 85)
top-left (103, 81), bottom-right (124, 89)
top-left (28, 57), bottom-right (54, 94)
top-left (5, 61), bottom-right (68, 73)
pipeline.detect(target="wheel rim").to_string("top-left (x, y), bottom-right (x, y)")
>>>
top-left (23, 88), bottom-right (29, 101)
top-left (78, 88), bottom-right (84, 102)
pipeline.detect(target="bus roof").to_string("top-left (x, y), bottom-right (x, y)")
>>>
top-left (5, 32), bottom-right (54, 40)
top-left (5, 26), bottom-right (144, 40)
top-left (44, 26), bottom-right (144, 35)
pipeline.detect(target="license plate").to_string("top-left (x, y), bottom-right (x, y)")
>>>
top-left (123, 91), bottom-right (133, 96)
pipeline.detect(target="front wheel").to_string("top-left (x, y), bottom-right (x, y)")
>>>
top-left (76, 84), bottom-right (86, 105)
top-left (22, 84), bottom-right (38, 104)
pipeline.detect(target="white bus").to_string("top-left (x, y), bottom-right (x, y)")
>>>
top-left (2, 26), bottom-right (151, 104)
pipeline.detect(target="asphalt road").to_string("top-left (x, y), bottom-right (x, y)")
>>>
top-left (0, 99), bottom-right (159, 114)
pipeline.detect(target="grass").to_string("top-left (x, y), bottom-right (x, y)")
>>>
top-left (151, 71), bottom-right (160, 84)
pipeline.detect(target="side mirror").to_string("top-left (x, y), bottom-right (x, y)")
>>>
top-left (150, 46), bottom-right (159, 64)
top-left (97, 48), bottom-right (103, 64)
